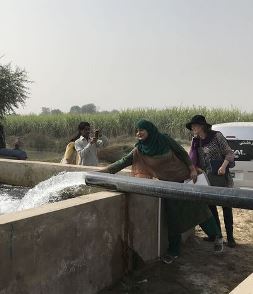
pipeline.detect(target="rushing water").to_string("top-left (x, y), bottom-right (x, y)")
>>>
top-left (0, 172), bottom-right (98, 215)
top-left (0, 184), bottom-right (29, 214)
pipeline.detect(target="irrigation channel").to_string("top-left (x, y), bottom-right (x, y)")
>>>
top-left (1, 171), bottom-right (253, 216)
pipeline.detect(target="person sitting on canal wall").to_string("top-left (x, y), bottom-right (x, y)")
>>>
top-left (186, 115), bottom-right (236, 248)
top-left (0, 123), bottom-right (27, 160)
top-left (75, 121), bottom-right (108, 166)
top-left (100, 119), bottom-right (223, 264)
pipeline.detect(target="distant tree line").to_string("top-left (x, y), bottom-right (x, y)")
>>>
top-left (70, 103), bottom-right (97, 114)
top-left (40, 103), bottom-right (119, 115)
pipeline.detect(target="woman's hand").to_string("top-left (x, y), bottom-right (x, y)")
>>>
top-left (196, 168), bottom-right (203, 175)
top-left (218, 166), bottom-right (226, 175)
top-left (189, 165), bottom-right (198, 183)
top-left (218, 160), bottom-right (229, 175)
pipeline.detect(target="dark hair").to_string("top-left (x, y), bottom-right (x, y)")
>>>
top-left (69, 121), bottom-right (90, 143)
top-left (78, 121), bottom-right (90, 131)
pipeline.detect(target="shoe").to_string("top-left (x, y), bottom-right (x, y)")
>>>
top-left (227, 238), bottom-right (236, 248)
top-left (161, 255), bottom-right (178, 265)
top-left (203, 236), bottom-right (216, 242)
top-left (214, 237), bottom-right (223, 253)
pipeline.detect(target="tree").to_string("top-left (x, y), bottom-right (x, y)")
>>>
top-left (69, 105), bottom-right (81, 114)
top-left (81, 103), bottom-right (96, 113)
top-left (51, 109), bottom-right (62, 115)
top-left (40, 107), bottom-right (51, 115)
top-left (0, 62), bottom-right (31, 118)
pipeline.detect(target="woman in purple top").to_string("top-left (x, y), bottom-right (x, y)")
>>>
top-left (186, 115), bottom-right (236, 248)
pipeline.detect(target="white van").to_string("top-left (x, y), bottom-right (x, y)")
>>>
top-left (212, 122), bottom-right (253, 188)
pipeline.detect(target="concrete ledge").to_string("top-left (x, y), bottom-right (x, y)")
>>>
top-left (230, 273), bottom-right (253, 294)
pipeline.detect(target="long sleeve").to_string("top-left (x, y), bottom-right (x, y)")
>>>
top-left (167, 136), bottom-right (193, 168)
top-left (104, 150), bottom-right (134, 174)
top-left (75, 139), bottom-right (92, 158)
top-left (216, 132), bottom-right (235, 162)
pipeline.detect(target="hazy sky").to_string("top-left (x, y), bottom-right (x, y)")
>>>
top-left (1, 0), bottom-right (253, 113)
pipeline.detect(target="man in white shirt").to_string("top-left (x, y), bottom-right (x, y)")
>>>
top-left (75, 122), bottom-right (107, 166)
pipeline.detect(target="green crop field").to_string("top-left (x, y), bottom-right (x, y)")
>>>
top-left (4, 106), bottom-right (253, 140)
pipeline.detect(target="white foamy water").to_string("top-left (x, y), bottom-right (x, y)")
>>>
top-left (0, 184), bottom-right (28, 214)
top-left (0, 172), bottom-right (95, 214)
top-left (0, 193), bottom-right (22, 214)
top-left (18, 172), bottom-right (89, 211)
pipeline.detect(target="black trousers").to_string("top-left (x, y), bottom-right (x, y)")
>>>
top-left (209, 205), bottom-right (234, 240)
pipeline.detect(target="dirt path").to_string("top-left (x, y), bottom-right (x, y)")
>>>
top-left (101, 208), bottom-right (253, 294)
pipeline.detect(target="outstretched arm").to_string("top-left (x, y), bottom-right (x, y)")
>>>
top-left (100, 150), bottom-right (134, 174)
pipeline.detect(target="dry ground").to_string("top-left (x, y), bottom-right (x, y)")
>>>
top-left (101, 208), bottom-right (253, 294)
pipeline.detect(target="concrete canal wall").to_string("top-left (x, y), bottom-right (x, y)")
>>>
top-left (0, 159), bottom-right (161, 293)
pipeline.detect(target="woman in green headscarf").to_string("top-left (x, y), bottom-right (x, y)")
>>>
top-left (101, 119), bottom-right (223, 263)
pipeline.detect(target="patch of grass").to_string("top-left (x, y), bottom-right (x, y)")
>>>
top-left (26, 150), bottom-right (63, 163)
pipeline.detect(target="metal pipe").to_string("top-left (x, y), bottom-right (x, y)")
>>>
top-left (85, 172), bottom-right (253, 210)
